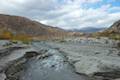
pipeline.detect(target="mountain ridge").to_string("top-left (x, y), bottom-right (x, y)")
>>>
top-left (94, 20), bottom-right (120, 40)
top-left (69, 27), bottom-right (106, 33)
top-left (0, 14), bottom-right (67, 40)
top-left (106, 20), bottom-right (120, 33)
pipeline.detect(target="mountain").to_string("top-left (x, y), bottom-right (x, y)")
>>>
top-left (69, 27), bottom-right (106, 33)
top-left (0, 14), bottom-right (67, 40)
top-left (106, 20), bottom-right (120, 33)
top-left (94, 20), bottom-right (120, 40)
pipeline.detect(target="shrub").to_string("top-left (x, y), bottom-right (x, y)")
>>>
top-left (0, 30), bottom-right (13, 39)
top-left (0, 29), bottom-right (32, 43)
top-left (12, 34), bottom-right (32, 44)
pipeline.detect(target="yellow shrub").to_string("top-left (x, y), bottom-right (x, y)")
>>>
top-left (0, 30), bottom-right (13, 39)
top-left (12, 34), bottom-right (32, 43)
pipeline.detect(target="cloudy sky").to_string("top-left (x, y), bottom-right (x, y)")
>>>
top-left (0, 0), bottom-right (120, 29)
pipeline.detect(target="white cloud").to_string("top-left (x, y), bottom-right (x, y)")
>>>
top-left (0, 0), bottom-right (120, 29)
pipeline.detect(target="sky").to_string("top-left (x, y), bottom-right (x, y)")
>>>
top-left (0, 0), bottom-right (120, 29)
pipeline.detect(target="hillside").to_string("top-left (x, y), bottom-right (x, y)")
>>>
top-left (69, 27), bottom-right (106, 33)
top-left (0, 14), bottom-right (67, 40)
top-left (93, 20), bottom-right (120, 40)
top-left (106, 20), bottom-right (120, 33)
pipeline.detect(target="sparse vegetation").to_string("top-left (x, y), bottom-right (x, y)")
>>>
top-left (109, 34), bottom-right (120, 40)
top-left (0, 30), bottom-right (32, 44)
top-left (0, 30), bottom-right (13, 39)
top-left (92, 31), bottom-right (120, 41)
top-left (12, 34), bottom-right (32, 44)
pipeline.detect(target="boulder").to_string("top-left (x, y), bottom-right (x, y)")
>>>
top-left (73, 56), bottom-right (120, 77)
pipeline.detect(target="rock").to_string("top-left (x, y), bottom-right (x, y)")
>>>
top-left (38, 53), bottom-right (53, 59)
top-left (95, 52), bottom-right (100, 55)
top-left (5, 58), bottom-right (26, 80)
top-left (24, 51), bottom-right (39, 58)
top-left (74, 57), bottom-right (100, 75)
top-left (40, 49), bottom-right (48, 54)
top-left (117, 42), bottom-right (120, 48)
top-left (0, 40), bottom-right (11, 46)
top-left (93, 71), bottom-right (120, 79)
top-left (5, 50), bottom-right (40, 80)
top-left (73, 55), bottom-right (120, 76)
top-left (75, 60), bottom-right (120, 80)
top-left (0, 73), bottom-right (6, 80)
top-left (0, 46), bottom-right (25, 58)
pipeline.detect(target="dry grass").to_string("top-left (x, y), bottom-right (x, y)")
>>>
top-left (92, 31), bottom-right (120, 41)
top-left (0, 30), bottom-right (32, 44)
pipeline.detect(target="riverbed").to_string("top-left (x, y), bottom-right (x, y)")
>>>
top-left (0, 38), bottom-right (120, 80)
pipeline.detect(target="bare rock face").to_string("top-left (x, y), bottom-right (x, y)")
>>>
top-left (102, 20), bottom-right (120, 34)
top-left (3, 50), bottom-right (41, 80)
top-left (95, 20), bottom-right (120, 40)
top-left (108, 20), bottom-right (120, 33)
top-left (5, 58), bottom-right (26, 80)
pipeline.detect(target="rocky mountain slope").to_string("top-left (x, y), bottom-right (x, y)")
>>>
top-left (94, 20), bottom-right (120, 40)
top-left (0, 14), bottom-right (67, 40)
top-left (107, 20), bottom-right (120, 33)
